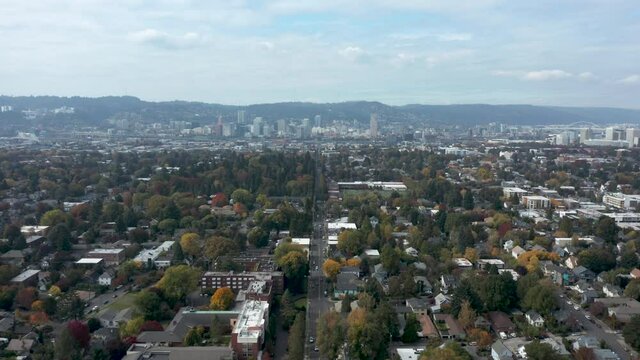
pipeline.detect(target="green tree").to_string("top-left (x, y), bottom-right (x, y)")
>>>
top-left (288, 312), bottom-right (306, 360)
top-left (280, 290), bottom-right (297, 329)
top-left (55, 327), bottom-right (82, 360)
top-left (524, 340), bottom-right (564, 360)
top-left (477, 273), bottom-right (518, 312)
top-left (463, 190), bottom-right (474, 210)
top-left (231, 189), bottom-right (255, 208)
top-left (156, 265), bottom-right (199, 301)
top-left (41, 209), bottom-right (73, 227)
top-left (48, 223), bottom-right (72, 251)
top-left (380, 244), bottom-right (400, 275)
top-left (179, 232), bottom-right (200, 257)
top-left (522, 283), bottom-right (558, 315)
top-left (578, 248), bottom-right (616, 273)
top-left (402, 313), bottom-right (421, 343)
top-left (135, 290), bottom-right (163, 321)
top-left (623, 315), bottom-right (640, 351)
top-left (247, 227), bottom-right (269, 247)
top-left (183, 325), bottom-right (205, 346)
top-left (596, 216), bottom-right (618, 243)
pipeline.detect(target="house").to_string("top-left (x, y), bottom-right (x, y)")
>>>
top-left (334, 272), bottom-right (360, 298)
top-left (582, 289), bottom-right (599, 305)
top-left (396, 348), bottom-right (426, 360)
top-left (596, 297), bottom-right (640, 322)
top-left (525, 310), bottom-right (544, 327)
top-left (565, 256), bottom-right (579, 269)
top-left (10, 269), bottom-right (40, 286)
top-left (430, 293), bottom-right (451, 313)
top-left (432, 314), bottom-right (465, 340)
top-left (573, 266), bottom-right (596, 282)
top-left (603, 284), bottom-right (622, 298)
top-left (511, 246), bottom-right (525, 259)
top-left (491, 340), bottom-right (514, 360)
top-left (406, 298), bottom-right (429, 317)
top-left (6, 338), bottom-right (35, 356)
top-left (98, 271), bottom-right (114, 286)
top-left (414, 276), bottom-right (432, 295)
top-left (99, 308), bottom-right (133, 328)
top-left (92, 327), bottom-right (119, 346)
top-left (572, 336), bottom-right (599, 351)
top-left (440, 274), bottom-right (458, 294)
top-left (477, 259), bottom-right (505, 270)
top-left (488, 311), bottom-right (516, 336)
top-left (405, 247), bottom-right (419, 257)
top-left (474, 316), bottom-right (491, 331)
top-left (0, 250), bottom-right (26, 266)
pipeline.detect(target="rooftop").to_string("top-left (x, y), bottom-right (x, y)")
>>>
top-left (76, 258), bottom-right (103, 265)
top-left (11, 269), bottom-right (40, 282)
top-left (232, 300), bottom-right (269, 344)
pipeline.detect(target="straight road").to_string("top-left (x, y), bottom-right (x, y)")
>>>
top-left (559, 296), bottom-right (636, 360)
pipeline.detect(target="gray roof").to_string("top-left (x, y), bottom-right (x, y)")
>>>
top-left (124, 346), bottom-right (233, 360)
top-left (138, 309), bottom-right (240, 344)
top-left (336, 272), bottom-right (360, 292)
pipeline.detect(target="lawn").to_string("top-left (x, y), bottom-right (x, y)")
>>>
top-left (106, 292), bottom-right (137, 311)
top-left (294, 298), bottom-right (308, 311)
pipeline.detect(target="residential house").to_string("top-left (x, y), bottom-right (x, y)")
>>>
top-left (595, 297), bottom-right (640, 322)
top-left (440, 274), bottom-right (458, 294)
top-left (99, 308), bottom-right (133, 328)
top-left (6, 338), bottom-right (34, 356)
top-left (603, 284), bottom-right (622, 298)
top-left (573, 266), bottom-right (596, 282)
top-left (511, 246), bottom-right (525, 259)
top-left (491, 340), bottom-right (514, 360)
top-left (477, 259), bottom-right (505, 270)
top-left (406, 298), bottom-right (429, 317)
top-left (334, 272), bottom-right (360, 298)
top-left (418, 315), bottom-right (438, 339)
top-left (525, 310), bottom-right (544, 327)
top-left (582, 289), bottom-right (599, 305)
top-left (430, 293), bottom-right (451, 313)
top-left (0, 250), bottom-right (25, 266)
top-left (405, 247), bottom-right (419, 257)
top-left (488, 311), bottom-right (516, 336)
top-left (98, 271), bottom-right (114, 287)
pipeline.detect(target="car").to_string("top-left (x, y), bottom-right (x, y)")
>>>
top-left (574, 305), bottom-right (580, 311)
top-left (585, 314), bottom-right (592, 320)
top-left (103, 300), bottom-right (109, 304)
top-left (324, 290), bottom-right (328, 296)
top-left (92, 305), bottom-right (98, 312)
top-left (309, 337), bottom-right (314, 343)
top-left (566, 300), bottom-right (572, 305)
top-left (113, 294), bottom-right (118, 298)
top-left (314, 346), bottom-right (319, 352)
top-left (469, 342), bottom-right (477, 346)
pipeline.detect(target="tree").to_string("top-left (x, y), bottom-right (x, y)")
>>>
top-left (625, 280), bottom-right (640, 300)
top-left (578, 248), bottom-right (616, 273)
top-left (247, 227), bottom-right (269, 247)
top-left (288, 312), bottom-right (306, 360)
top-left (179, 232), bottom-right (200, 257)
top-left (280, 290), bottom-right (297, 329)
top-left (156, 265), bottom-right (199, 300)
top-left (524, 340), bottom-right (563, 360)
top-left (210, 287), bottom-right (235, 310)
top-left (468, 328), bottom-right (493, 349)
top-left (620, 251), bottom-right (639, 269)
top-left (463, 190), bottom-right (474, 210)
top-left (457, 300), bottom-right (476, 329)
top-left (231, 188), bottom-right (254, 208)
top-left (595, 216), bottom-right (618, 243)
top-left (477, 273), bottom-right (518, 312)
top-left (402, 313), bottom-right (420, 343)
top-left (317, 311), bottom-right (346, 360)
top-left (67, 320), bottom-right (91, 349)
top-left (278, 251), bottom-right (308, 292)
top-left (87, 318), bottom-right (101, 332)
top-left (322, 259), bottom-right (341, 281)
top-left (41, 209), bottom-right (73, 227)
top-left (120, 317), bottom-right (144, 338)
top-left (55, 327), bottom-right (82, 360)
top-left (48, 285), bottom-right (62, 297)
top-left (623, 315), bottom-right (640, 351)
top-left (48, 223), bottom-right (72, 251)
top-left (380, 244), bottom-right (400, 275)
top-left (420, 342), bottom-right (471, 360)
top-left (522, 283), bottom-right (558, 315)
top-left (135, 290), bottom-right (163, 321)
top-left (183, 325), bottom-right (205, 346)
top-left (204, 236), bottom-right (238, 260)
top-left (574, 348), bottom-right (597, 360)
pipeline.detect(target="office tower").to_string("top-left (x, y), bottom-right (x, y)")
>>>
top-left (215, 115), bottom-right (223, 136)
top-left (580, 128), bottom-right (592, 144)
top-left (237, 110), bottom-right (246, 125)
top-left (277, 119), bottom-right (287, 135)
top-left (302, 118), bottom-right (311, 138)
top-left (627, 128), bottom-right (640, 148)
top-left (370, 113), bottom-right (378, 138)
top-left (251, 117), bottom-right (263, 136)
top-left (314, 115), bottom-right (322, 127)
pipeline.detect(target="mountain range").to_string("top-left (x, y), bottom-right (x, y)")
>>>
top-left (1, 96), bottom-right (639, 127)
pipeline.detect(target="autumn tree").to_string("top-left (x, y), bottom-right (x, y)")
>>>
top-left (179, 232), bottom-right (200, 257)
top-left (457, 300), bottom-right (476, 329)
top-left (317, 311), bottom-right (346, 360)
top-left (67, 320), bottom-right (91, 349)
top-left (322, 259), bottom-right (341, 281)
top-left (210, 287), bottom-right (235, 310)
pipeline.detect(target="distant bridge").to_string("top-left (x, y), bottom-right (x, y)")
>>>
top-left (543, 121), bottom-right (604, 130)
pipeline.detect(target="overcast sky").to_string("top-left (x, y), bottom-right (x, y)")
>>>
top-left (0, 0), bottom-right (639, 107)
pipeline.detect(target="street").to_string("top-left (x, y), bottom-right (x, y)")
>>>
top-left (559, 296), bottom-right (637, 360)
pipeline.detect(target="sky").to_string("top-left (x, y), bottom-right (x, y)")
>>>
top-left (0, 0), bottom-right (639, 108)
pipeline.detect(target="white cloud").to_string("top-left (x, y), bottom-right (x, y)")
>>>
top-left (391, 53), bottom-right (418, 67)
top-left (259, 41), bottom-right (275, 51)
top-left (618, 74), bottom-right (640, 84)
top-left (577, 72), bottom-right (597, 80)
top-left (437, 33), bottom-right (472, 42)
top-left (425, 49), bottom-right (473, 67)
top-left (338, 46), bottom-right (368, 62)
top-left (127, 29), bottom-right (203, 49)
top-left (522, 69), bottom-right (573, 81)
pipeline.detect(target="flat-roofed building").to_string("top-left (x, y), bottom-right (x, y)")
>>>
top-left (231, 300), bottom-right (269, 360)
top-left (87, 248), bottom-right (125, 266)
top-left (11, 269), bottom-right (40, 286)
top-left (201, 271), bottom-right (284, 296)
top-left (522, 195), bottom-right (550, 209)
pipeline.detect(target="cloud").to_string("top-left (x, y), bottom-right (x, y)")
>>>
top-left (522, 69), bottom-right (573, 81)
top-left (127, 29), bottom-right (203, 49)
top-left (437, 33), bottom-right (472, 42)
top-left (338, 46), bottom-right (368, 62)
top-left (618, 74), bottom-right (640, 84)
top-left (425, 49), bottom-right (473, 67)
top-left (259, 41), bottom-right (275, 51)
top-left (391, 53), bottom-right (418, 67)
top-left (492, 69), bottom-right (596, 81)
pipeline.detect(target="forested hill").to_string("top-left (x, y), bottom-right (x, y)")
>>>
top-left (1, 95), bottom-right (639, 127)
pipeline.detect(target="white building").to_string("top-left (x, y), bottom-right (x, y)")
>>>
top-left (522, 195), bottom-right (550, 209)
top-left (603, 193), bottom-right (640, 210)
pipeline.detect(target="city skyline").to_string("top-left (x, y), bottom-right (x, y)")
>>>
top-left (0, 1), bottom-right (639, 108)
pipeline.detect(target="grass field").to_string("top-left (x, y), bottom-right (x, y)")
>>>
top-left (106, 292), bottom-right (137, 311)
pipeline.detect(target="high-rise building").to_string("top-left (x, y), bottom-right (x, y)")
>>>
top-left (580, 128), bottom-right (592, 144)
top-left (314, 114), bottom-right (322, 127)
top-left (277, 119), bottom-right (288, 135)
top-left (302, 118), bottom-right (311, 138)
top-left (370, 113), bottom-right (378, 138)
top-left (251, 117), bottom-right (263, 136)
top-left (626, 128), bottom-right (640, 148)
top-left (237, 110), bottom-right (246, 125)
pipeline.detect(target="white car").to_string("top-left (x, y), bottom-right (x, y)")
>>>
top-left (574, 305), bottom-right (580, 311)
